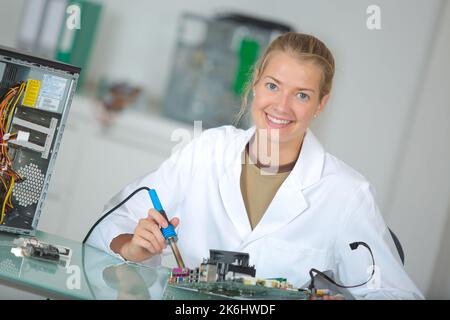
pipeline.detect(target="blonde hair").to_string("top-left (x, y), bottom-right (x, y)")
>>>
top-left (234, 32), bottom-right (335, 125)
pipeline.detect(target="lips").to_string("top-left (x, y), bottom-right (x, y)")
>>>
top-left (265, 113), bottom-right (293, 128)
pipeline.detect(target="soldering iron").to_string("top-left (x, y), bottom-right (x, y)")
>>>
top-left (148, 189), bottom-right (185, 268)
top-left (82, 186), bottom-right (185, 268)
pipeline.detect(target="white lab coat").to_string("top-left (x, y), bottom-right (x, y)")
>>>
top-left (86, 125), bottom-right (424, 299)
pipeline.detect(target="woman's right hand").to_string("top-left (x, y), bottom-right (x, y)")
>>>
top-left (119, 208), bottom-right (180, 262)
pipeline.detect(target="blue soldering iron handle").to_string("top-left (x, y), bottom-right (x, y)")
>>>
top-left (148, 189), bottom-right (177, 243)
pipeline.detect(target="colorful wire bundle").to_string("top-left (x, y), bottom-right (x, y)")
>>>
top-left (0, 82), bottom-right (26, 224)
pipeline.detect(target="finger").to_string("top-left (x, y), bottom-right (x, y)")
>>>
top-left (146, 232), bottom-right (164, 253)
top-left (138, 220), bottom-right (167, 249)
top-left (137, 233), bottom-right (162, 254)
top-left (133, 235), bottom-right (156, 253)
top-left (147, 208), bottom-right (168, 228)
top-left (170, 217), bottom-right (180, 228)
top-left (139, 228), bottom-right (165, 252)
top-left (147, 223), bottom-right (167, 249)
top-left (138, 218), bottom-right (157, 230)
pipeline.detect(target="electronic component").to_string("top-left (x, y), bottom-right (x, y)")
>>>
top-left (23, 242), bottom-right (60, 262)
top-left (11, 237), bottom-right (72, 267)
top-left (0, 46), bottom-right (80, 235)
top-left (164, 249), bottom-right (348, 300)
top-left (170, 250), bottom-right (257, 284)
top-left (208, 250), bottom-right (256, 281)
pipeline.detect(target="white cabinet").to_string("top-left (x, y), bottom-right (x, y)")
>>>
top-left (38, 95), bottom-right (192, 244)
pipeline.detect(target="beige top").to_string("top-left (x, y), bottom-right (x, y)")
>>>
top-left (240, 143), bottom-right (297, 230)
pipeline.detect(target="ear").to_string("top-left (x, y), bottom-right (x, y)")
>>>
top-left (316, 93), bottom-right (330, 114)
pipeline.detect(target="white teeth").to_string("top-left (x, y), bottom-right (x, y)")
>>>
top-left (267, 114), bottom-right (292, 125)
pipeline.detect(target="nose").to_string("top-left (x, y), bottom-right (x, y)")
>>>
top-left (273, 91), bottom-right (292, 114)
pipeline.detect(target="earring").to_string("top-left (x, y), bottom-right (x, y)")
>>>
top-left (314, 114), bottom-right (318, 118)
top-left (252, 91), bottom-right (256, 97)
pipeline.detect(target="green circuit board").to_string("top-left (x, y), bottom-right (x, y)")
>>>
top-left (163, 281), bottom-right (311, 300)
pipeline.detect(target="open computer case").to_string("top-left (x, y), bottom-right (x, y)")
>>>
top-left (0, 46), bottom-right (80, 235)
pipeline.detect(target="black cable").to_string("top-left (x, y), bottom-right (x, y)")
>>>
top-left (308, 241), bottom-right (375, 292)
top-left (82, 186), bottom-right (150, 244)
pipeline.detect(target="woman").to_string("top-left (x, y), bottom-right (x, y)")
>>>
top-left (86, 32), bottom-right (423, 299)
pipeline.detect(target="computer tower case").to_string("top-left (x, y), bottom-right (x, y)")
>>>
top-left (0, 46), bottom-right (80, 235)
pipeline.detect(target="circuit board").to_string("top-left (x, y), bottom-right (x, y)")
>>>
top-left (163, 281), bottom-right (311, 300)
top-left (161, 250), bottom-right (347, 300)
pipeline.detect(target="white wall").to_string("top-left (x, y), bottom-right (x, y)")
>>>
top-left (385, 0), bottom-right (450, 297)
top-left (0, 0), bottom-right (449, 298)
top-left (0, 0), bottom-right (25, 47)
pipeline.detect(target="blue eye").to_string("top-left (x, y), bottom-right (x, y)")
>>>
top-left (296, 92), bottom-right (309, 101)
top-left (265, 82), bottom-right (278, 91)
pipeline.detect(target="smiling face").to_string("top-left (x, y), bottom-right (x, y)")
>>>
top-left (251, 51), bottom-right (330, 149)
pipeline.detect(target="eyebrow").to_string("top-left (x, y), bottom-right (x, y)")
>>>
top-left (264, 76), bottom-right (316, 93)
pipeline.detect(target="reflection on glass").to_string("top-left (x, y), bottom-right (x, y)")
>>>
top-left (83, 244), bottom-right (169, 300)
top-left (103, 264), bottom-right (151, 299)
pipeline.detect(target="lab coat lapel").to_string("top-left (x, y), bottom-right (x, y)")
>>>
top-left (241, 129), bottom-right (325, 246)
top-left (218, 126), bottom-right (256, 241)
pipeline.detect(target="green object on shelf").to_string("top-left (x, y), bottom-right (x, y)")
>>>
top-left (55, 0), bottom-right (102, 89)
top-left (232, 38), bottom-right (260, 96)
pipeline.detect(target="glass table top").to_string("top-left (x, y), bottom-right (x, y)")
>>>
top-left (0, 230), bottom-right (170, 299)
